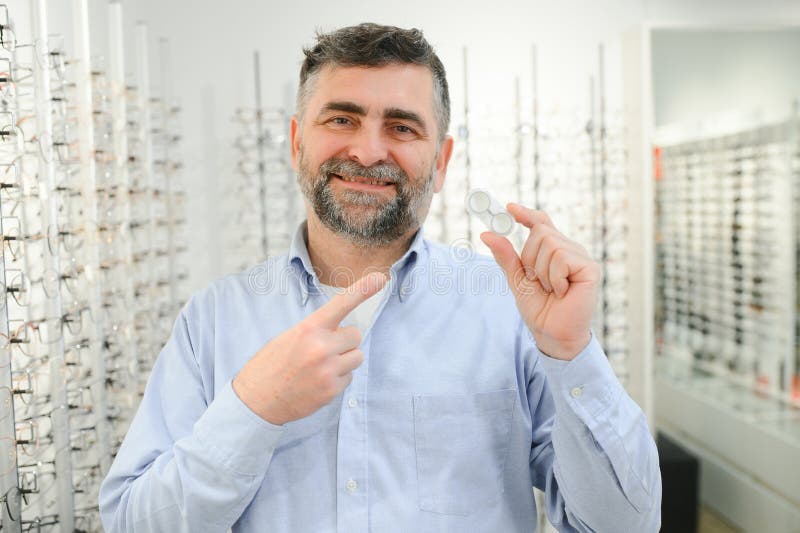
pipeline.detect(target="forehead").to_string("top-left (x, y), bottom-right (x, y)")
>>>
top-left (309, 63), bottom-right (436, 116)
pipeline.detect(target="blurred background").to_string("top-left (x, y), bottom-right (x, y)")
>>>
top-left (0, 0), bottom-right (798, 531)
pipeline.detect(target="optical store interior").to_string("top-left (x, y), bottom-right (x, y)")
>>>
top-left (0, 0), bottom-right (799, 532)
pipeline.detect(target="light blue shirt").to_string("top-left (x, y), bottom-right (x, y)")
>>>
top-left (99, 220), bottom-right (661, 532)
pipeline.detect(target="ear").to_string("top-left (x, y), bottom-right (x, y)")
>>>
top-left (433, 134), bottom-right (454, 193)
top-left (290, 115), bottom-right (301, 170)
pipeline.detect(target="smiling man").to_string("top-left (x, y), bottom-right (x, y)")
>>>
top-left (99, 23), bottom-right (661, 532)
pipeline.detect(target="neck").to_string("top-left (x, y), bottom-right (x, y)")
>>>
top-left (305, 212), bottom-right (418, 288)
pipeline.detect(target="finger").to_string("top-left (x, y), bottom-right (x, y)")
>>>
top-left (336, 348), bottom-right (364, 376)
top-left (329, 325), bottom-right (362, 353)
top-left (520, 225), bottom-right (557, 280)
top-left (336, 372), bottom-right (354, 393)
top-left (534, 239), bottom-right (559, 293)
top-left (533, 233), bottom-right (587, 293)
top-left (547, 247), bottom-right (599, 298)
top-left (480, 231), bottom-right (525, 295)
top-left (506, 203), bottom-right (556, 230)
top-left (549, 248), bottom-right (571, 298)
top-left (522, 227), bottom-right (588, 283)
top-left (312, 271), bottom-right (388, 329)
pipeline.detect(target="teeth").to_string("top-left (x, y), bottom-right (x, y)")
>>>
top-left (336, 174), bottom-right (390, 186)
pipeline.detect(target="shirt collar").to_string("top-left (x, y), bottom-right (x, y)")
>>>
top-left (288, 219), bottom-right (427, 305)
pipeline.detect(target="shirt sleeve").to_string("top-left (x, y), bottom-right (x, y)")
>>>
top-left (526, 327), bottom-right (662, 532)
top-left (98, 296), bottom-right (287, 533)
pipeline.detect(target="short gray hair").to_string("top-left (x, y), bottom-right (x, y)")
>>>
top-left (296, 23), bottom-right (450, 143)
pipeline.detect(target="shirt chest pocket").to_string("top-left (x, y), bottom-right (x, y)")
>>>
top-left (412, 388), bottom-right (517, 516)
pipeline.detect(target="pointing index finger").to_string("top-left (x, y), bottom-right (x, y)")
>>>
top-left (507, 203), bottom-right (556, 230)
top-left (312, 271), bottom-right (388, 329)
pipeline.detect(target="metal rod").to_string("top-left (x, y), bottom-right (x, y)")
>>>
top-left (531, 45), bottom-right (540, 211)
top-left (31, 0), bottom-right (75, 528)
top-left (513, 76), bottom-right (522, 203)
top-left (793, 98), bottom-right (800, 403)
top-left (160, 37), bottom-right (177, 309)
top-left (135, 22), bottom-right (155, 395)
top-left (782, 101), bottom-right (798, 397)
top-left (0, 8), bottom-right (22, 530)
top-left (108, 0), bottom-right (140, 452)
top-left (73, 0), bottom-right (111, 474)
top-left (0, 117), bottom-right (22, 533)
top-left (254, 50), bottom-right (268, 259)
top-left (588, 74), bottom-right (597, 254)
top-left (598, 43), bottom-right (610, 346)
top-left (462, 46), bottom-right (472, 243)
top-left (513, 76), bottom-right (523, 249)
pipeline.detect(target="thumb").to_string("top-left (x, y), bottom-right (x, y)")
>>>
top-left (480, 231), bottom-right (524, 293)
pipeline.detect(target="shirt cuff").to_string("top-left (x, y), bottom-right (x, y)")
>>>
top-left (193, 380), bottom-right (287, 475)
top-left (534, 330), bottom-right (622, 421)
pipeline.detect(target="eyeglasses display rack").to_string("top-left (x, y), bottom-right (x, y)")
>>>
top-left (226, 52), bottom-right (301, 273)
top-left (655, 108), bottom-right (799, 410)
top-left (0, 2), bottom-right (187, 531)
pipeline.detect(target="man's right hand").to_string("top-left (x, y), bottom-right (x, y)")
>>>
top-left (232, 271), bottom-right (388, 426)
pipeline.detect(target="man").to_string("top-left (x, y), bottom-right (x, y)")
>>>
top-left (100, 23), bottom-right (661, 532)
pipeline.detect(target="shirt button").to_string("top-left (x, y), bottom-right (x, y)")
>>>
top-left (345, 479), bottom-right (358, 493)
top-left (570, 387), bottom-right (583, 398)
top-left (347, 397), bottom-right (358, 408)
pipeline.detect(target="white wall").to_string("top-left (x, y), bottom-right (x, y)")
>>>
top-left (652, 28), bottom-right (800, 127)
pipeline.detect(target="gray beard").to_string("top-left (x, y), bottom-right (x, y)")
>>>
top-left (296, 151), bottom-right (435, 247)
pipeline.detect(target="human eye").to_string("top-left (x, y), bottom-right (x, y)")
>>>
top-left (329, 116), bottom-right (353, 126)
top-left (391, 123), bottom-right (417, 135)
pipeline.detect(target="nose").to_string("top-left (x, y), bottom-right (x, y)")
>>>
top-left (346, 123), bottom-right (390, 168)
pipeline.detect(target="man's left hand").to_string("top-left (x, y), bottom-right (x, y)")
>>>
top-left (481, 203), bottom-right (601, 361)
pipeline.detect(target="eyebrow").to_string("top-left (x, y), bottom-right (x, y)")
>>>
top-left (317, 101), bottom-right (429, 135)
top-left (384, 107), bottom-right (428, 135)
top-left (318, 101), bottom-right (366, 116)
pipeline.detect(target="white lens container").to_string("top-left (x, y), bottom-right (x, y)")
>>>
top-left (464, 188), bottom-right (515, 236)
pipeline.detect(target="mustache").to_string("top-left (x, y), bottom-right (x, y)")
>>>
top-left (318, 158), bottom-right (407, 184)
